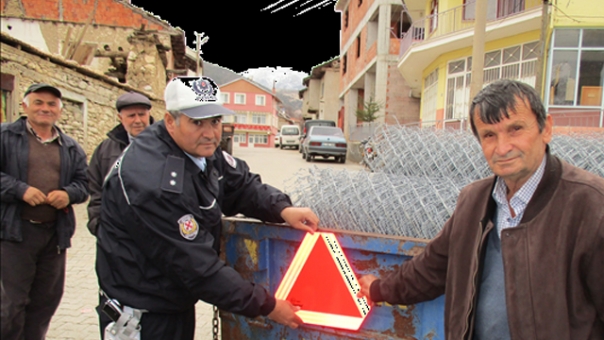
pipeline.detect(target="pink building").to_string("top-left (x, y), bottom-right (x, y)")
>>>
top-left (220, 78), bottom-right (282, 148)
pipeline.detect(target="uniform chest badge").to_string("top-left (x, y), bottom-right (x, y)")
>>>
top-left (178, 214), bottom-right (199, 240)
top-left (223, 151), bottom-right (237, 169)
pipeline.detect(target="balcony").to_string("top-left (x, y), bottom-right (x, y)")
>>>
top-left (398, 0), bottom-right (542, 96)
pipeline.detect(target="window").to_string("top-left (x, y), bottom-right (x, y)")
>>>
top-left (464, 0), bottom-right (525, 20)
top-left (344, 10), bottom-right (349, 29)
top-left (234, 113), bottom-right (247, 123)
top-left (252, 114), bottom-right (267, 124)
top-left (422, 68), bottom-right (439, 123)
top-left (321, 82), bottom-right (325, 98)
top-left (548, 29), bottom-right (604, 107)
top-left (343, 54), bottom-right (347, 74)
top-left (234, 93), bottom-right (246, 104)
top-left (463, 0), bottom-right (476, 20)
top-left (222, 115), bottom-right (235, 123)
top-left (430, 0), bottom-right (438, 33)
top-left (220, 92), bottom-right (230, 103)
top-left (255, 95), bottom-right (266, 106)
top-left (250, 134), bottom-right (268, 144)
top-left (1, 73), bottom-right (15, 123)
top-left (356, 35), bottom-right (361, 58)
top-left (233, 133), bottom-right (246, 143)
top-left (444, 41), bottom-right (539, 120)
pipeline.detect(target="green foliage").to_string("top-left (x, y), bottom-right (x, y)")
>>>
top-left (355, 97), bottom-right (383, 122)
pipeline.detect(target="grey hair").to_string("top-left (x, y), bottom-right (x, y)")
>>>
top-left (167, 110), bottom-right (183, 125)
top-left (469, 79), bottom-right (546, 138)
top-left (23, 94), bottom-right (64, 109)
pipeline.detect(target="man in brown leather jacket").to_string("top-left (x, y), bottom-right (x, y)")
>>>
top-left (358, 80), bottom-right (604, 339)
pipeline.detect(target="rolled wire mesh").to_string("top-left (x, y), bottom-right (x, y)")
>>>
top-left (285, 167), bottom-right (470, 239)
top-left (365, 124), bottom-right (604, 179)
top-left (285, 124), bottom-right (603, 239)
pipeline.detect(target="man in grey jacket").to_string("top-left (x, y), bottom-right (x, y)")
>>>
top-left (1, 83), bottom-right (89, 340)
top-left (86, 91), bottom-right (153, 236)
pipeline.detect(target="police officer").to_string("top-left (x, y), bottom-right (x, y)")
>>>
top-left (95, 76), bottom-right (319, 339)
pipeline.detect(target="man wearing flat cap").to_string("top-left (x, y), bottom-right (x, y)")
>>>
top-left (95, 76), bottom-right (320, 339)
top-left (86, 91), bottom-right (153, 236)
top-left (0, 83), bottom-right (89, 339)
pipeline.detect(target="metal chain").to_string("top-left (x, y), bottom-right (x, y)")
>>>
top-left (212, 305), bottom-right (220, 340)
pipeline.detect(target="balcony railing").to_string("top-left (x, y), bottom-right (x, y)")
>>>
top-left (399, 1), bottom-right (541, 58)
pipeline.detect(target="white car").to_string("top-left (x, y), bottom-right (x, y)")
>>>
top-left (279, 125), bottom-right (301, 150)
top-left (275, 133), bottom-right (281, 148)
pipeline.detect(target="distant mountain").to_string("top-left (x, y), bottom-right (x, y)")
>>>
top-left (241, 67), bottom-right (308, 91)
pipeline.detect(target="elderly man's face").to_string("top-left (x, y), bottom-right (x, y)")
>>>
top-left (165, 113), bottom-right (222, 158)
top-left (23, 91), bottom-right (62, 128)
top-left (473, 97), bottom-right (553, 191)
top-left (118, 105), bottom-right (151, 137)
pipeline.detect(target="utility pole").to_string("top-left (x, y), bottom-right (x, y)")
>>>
top-left (193, 32), bottom-right (209, 76)
top-left (469, 0), bottom-right (488, 102)
top-left (534, 0), bottom-right (550, 98)
top-left (194, 32), bottom-right (201, 76)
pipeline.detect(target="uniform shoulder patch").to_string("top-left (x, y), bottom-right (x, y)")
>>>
top-left (178, 214), bottom-right (199, 240)
top-left (222, 151), bottom-right (237, 169)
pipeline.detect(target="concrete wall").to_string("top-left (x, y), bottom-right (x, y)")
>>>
top-left (320, 68), bottom-right (341, 122)
top-left (385, 62), bottom-right (420, 124)
top-left (1, 41), bottom-right (165, 160)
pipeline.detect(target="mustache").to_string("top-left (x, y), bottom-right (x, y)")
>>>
top-left (196, 138), bottom-right (219, 145)
top-left (492, 152), bottom-right (521, 162)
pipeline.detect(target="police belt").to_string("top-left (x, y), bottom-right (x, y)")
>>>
top-left (100, 289), bottom-right (147, 340)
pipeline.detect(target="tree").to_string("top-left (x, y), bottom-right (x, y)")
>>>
top-left (355, 97), bottom-right (383, 122)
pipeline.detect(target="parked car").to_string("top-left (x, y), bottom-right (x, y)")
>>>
top-left (302, 126), bottom-right (347, 163)
top-left (299, 119), bottom-right (336, 153)
top-left (274, 132), bottom-right (281, 148)
top-left (280, 125), bottom-right (301, 150)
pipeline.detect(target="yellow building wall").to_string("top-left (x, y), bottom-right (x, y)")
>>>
top-left (551, 0), bottom-right (604, 27)
top-left (419, 30), bottom-right (541, 119)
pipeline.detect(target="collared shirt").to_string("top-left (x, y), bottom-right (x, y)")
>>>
top-left (26, 119), bottom-right (61, 145)
top-left (184, 152), bottom-right (206, 172)
top-left (491, 155), bottom-right (546, 238)
top-left (127, 133), bottom-right (135, 144)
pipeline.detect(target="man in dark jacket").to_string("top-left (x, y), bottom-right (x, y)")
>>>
top-left (358, 80), bottom-right (604, 339)
top-left (86, 91), bottom-right (153, 236)
top-left (96, 76), bottom-right (320, 339)
top-left (1, 83), bottom-right (89, 340)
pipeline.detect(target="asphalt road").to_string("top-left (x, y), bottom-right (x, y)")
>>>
top-left (45, 144), bottom-right (364, 339)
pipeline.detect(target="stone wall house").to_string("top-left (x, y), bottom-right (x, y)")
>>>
top-left (0, 0), bottom-right (201, 97)
top-left (1, 32), bottom-right (165, 160)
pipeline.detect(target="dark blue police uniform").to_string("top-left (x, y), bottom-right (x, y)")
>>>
top-left (95, 120), bottom-right (293, 339)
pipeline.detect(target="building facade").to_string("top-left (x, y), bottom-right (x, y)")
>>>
top-left (335, 0), bottom-right (421, 140)
top-left (220, 78), bottom-right (282, 148)
top-left (397, 0), bottom-right (603, 132)
top-left (299, 57), bottom-right (342, 126)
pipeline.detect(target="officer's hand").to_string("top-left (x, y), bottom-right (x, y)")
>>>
top-left (22, 187), bottom-right (47, 207)
top-left (280, 207), bottom-right (319, 234)
top-left (267, 299), bottom-right (303, 329)
top-left (357, 274), bottom-right (378, 304)
top-left (46, 190), bottom-right (70, 210)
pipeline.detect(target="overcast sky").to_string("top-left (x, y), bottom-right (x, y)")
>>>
top-left (132, 0), bottom-right (343, 74)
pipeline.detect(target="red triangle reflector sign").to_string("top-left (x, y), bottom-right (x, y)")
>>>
top-left (275, 232), bottom-right (371, 330)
